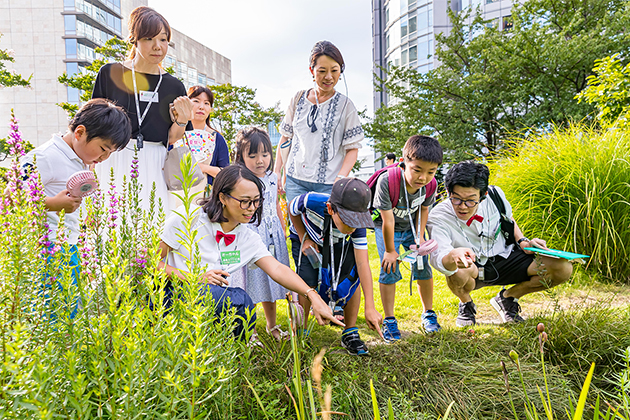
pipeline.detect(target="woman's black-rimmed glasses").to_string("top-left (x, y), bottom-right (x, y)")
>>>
top-left (226, 194), bottom-right (261, 210)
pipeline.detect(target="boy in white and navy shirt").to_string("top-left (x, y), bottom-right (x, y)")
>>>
top-left (289, 178), bottom-right (383, 355)
top-left (427, 161), bottom-right (573, 326)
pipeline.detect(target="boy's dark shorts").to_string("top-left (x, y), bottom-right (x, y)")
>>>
top-left (473, 246), bottom-right (535, 290)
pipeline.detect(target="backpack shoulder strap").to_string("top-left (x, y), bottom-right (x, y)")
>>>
top-left (425, 178), bottom-right (437, 199)
top-left (487, 186), bottom-right (506, 216)
top-left (387, 165), bottom-right (403, 207)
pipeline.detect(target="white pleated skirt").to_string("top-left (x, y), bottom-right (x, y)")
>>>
top-left (95, 139), bottom-right (170, 215)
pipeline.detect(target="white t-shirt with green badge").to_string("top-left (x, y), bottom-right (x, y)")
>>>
top-left (161, 206), bottom-right (272, 285)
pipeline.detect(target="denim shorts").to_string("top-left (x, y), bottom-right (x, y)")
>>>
top-left (285, 175), bottom-right (333, 205)
top-left (374, 228), bottom-right (433, 284)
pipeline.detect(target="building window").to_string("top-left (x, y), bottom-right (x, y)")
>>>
top-left (401, 16), bottom-right (408, 37)
top-left (65, 39), bottom-right (77, 59)
top-left (409, 45), bottom-right (417, 63)
top-left (64, 0), bottom-right (74, 10)
top-left (164, 55), bottom-right (176, 69)
top-left (198, 73), bottom-right (206, 85)
top-left (418, 5), bottom-right (428, 31)
top-left (64, 15), bottom-right (76, 35)
top-left (67, 87), bottom-right (80, 103)
top-left (486, 0), bottom-right (499, 3)
top-left (418, 37), bottom-right (429, 62)
top-left (486, 18), bottom-right (499, 29)
top-left (66, 62), bottom-right (79, 76)
top-left (386, 34), bottom-right (390, 51)
top-left (402, 48), bottom-right (408, 66)
top-left (409, 16), bottom-right (417, 34)
top-left (503, 15), bottom-right (513, 31)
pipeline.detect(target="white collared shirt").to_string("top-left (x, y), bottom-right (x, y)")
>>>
top-left (161, 206), bottom-right (272, 285)
top-left (20, 134), bottom-right (88, 244)
top-left (427, 186), bottom-right (514, 276)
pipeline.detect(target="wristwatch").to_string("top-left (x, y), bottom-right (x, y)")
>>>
top-left (517, 237), bottom-right (530, 246)
top-left (174, 120), bottom-right (187, 127)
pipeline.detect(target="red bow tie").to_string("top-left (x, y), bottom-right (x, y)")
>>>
top-left (216, 231), bottom-right (236, 246)
top-left (466, 214), bottom-right (484, 227)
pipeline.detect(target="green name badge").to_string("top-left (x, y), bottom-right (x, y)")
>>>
top-left (220, 250), bottom-right (241, 265)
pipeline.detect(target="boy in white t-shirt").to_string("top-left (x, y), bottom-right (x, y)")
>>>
top-left (20, 98), bottom-right (131, 318)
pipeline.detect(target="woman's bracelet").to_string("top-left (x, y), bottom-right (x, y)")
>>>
top-left (303, 287), bottom-right (317, 300)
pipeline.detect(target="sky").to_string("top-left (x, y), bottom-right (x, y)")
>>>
top-left (148, 0), bottom-right (375, 116)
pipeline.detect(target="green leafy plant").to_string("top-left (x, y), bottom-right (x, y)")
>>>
top-left (489, 124), bottom-right (630, 281)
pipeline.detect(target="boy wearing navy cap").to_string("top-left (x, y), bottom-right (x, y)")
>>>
top-left (289, 177), bottom-right (384, 355)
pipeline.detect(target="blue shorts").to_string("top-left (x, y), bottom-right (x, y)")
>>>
top-left (285, 175), bottom-right (333, 206)
top-left (374, 228), bottom-right (433, 285)
top-left (43, 244), bottom-right (81, 320)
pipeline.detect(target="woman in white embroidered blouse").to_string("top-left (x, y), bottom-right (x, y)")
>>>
top-left (274, 41), bottom-right (365, 204)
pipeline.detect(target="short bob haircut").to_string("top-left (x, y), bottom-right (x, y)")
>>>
top-left (69, 98), bottom-right (131, 150)
top-left (309, 41), bottom-right (345, 73)
top-left (234, 127), bottom-right (274, 174)
top-left (127, 7), bottom-right (171, 60)
top-left (187, 85), bottom-right (215, 126)
top-left (403, 135), bottom-right (443, 166)
top-left (444, 160), bottom-right (490, 198)
top-left (385, 152), bottom-right (396, 161)
top-left (201, 165), bottom-right (264, 226)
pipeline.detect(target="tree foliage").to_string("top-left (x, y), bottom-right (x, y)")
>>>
top-left (208, 83), bottom-right (284, 147)
top-left (577, 54), bottom-right (630, 129)
top-left (0, 34), bottom-right (31, 88)
top-left (57, 38), bottom-right (130, 117)
top-left (365, 0), bottom-right (630, 161)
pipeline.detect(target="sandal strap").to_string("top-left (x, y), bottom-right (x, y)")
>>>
top-left (266, 324), bottom-right (289, 338)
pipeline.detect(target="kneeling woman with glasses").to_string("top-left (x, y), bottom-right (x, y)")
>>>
top-left (158, 165), bottom-right (343, 337)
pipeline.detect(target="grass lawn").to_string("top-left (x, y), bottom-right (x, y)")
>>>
top-left (248, 230), bottom-right (630, 419)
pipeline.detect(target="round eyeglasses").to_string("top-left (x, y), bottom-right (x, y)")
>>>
top-left (226, 194), bottom-right (261, 210)
top-left (449, 196), bottom-right (481, 208)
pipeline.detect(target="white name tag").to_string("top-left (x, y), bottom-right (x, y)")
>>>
top-left (411, 196), bottom-right (423, 209)
top-left (139, 90), bottom-right (159, 103)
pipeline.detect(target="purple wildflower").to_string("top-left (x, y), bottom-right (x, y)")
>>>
top-left (7, 110), bottom-right (25, 157)
top-left (130, 156), bottom-right (139, 179)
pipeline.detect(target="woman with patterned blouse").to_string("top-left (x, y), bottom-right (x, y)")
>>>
top-left (274, 41), bottom-right (365, 204)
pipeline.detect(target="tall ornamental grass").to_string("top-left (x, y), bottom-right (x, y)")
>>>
top-left (489, 124), bottom-right (630, 282)
top-left (0, 113), bottom-right (248, 419)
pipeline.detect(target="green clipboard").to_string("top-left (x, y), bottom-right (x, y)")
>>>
top-left (523, 247), bottom-right (590, 260)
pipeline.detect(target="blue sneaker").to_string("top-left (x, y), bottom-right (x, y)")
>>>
top-left (421, 310), bottom-right (441, 334)
top-left (341, 327), bottom-right (368, 356)
top-left (381, 317), bottom-right (401, 342)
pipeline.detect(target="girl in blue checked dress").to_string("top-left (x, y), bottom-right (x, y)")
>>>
top-left (230, 128), bottom-right (291, 340)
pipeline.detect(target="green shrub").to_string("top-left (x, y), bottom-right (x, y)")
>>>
top-left (0, 117), bottom-right (248, 418)
top-left (489, 124), bottom-right (630, 282)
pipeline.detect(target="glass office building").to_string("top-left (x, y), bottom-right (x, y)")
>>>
top-left (372, 0), bottom-right (516, 109)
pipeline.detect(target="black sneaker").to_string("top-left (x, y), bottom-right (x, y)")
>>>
top-left (341, 327), bottom-right (368, 356)
top-left (490, 289), bottom-right (525, 323)
top-left (456, 301), bottom-right (477, 327)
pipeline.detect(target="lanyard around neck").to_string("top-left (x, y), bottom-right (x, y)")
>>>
top-left (328, 221), bottom-right (349, 291)
top-left (131, 60), bottom-right (163, 133)
top-left (401, 169), bottom-right (421, 245)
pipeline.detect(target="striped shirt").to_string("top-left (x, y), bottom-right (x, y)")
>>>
top-left (289, 192), bottom-right (368, 250)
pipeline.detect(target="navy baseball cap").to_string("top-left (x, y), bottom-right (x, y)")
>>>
top-left (330, 177), bottom-right (374, 229)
